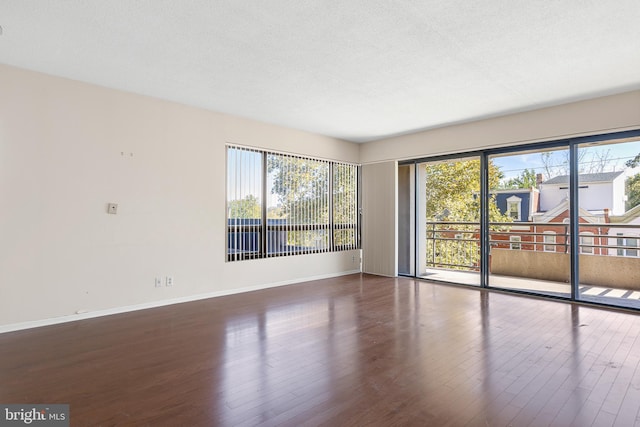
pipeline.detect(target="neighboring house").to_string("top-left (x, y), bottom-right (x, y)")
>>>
top-left (491, 172), bottom-right (621, 254)
top-left (492, 188), bottom-right (539, 222)
top-left (457, 172), bottom-right (634, 261)
top-left (608, 204), bottom-right (640, 257)
top-left (530, 201), bottom-right (610, 255)
top-left (539, 171), bottom-right (626, 215)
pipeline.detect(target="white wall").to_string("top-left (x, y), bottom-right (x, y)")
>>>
top-left (0, 64), bottom-right (361, 330)
top-left (539, 185), bottom-right (568, 212)
top-left (580, 183), bottom-right (615, 213)
top-left (541, 179), bottom-right (627, 214)
top-left (540, 183), bottom-right (617, 213)
top-left (612, 175), bottom-right (626, 215)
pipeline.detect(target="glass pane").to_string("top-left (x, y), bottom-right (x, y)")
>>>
top-left (398, 164), bottom-right (414, 275)
top-left (417, 156), bottom-right (481, 286)
top-left (227, 147), bottom-right (263, 260)
top-left (333, 163), bottom-right (359, 250)
top-left (266, 153), bottom-right (329, 255)
top-left (488, 147), bottom-right (571, 297)
top-left (577, 137), bottom-right (640, 308)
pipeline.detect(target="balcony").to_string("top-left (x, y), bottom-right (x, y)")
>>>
top-left (423, 221), bottom-right (640, 308)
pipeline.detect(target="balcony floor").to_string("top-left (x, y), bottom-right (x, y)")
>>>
top-left (421, 268), bottom-right (640, 310)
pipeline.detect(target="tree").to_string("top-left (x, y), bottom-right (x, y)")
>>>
top-left (590, 149), bottom-right (614, 173)
top-left (626, 173), bottom-right (640, 211)
top-left (332, 163), bottom-right (359, 246)
top-left (540, 148), bottom-right (616, 180)
top-left (424, 159), bottom-right (511, 270)
top-left (227, 194), bottom-right (261, 219)
top-left (424, 159), bottom-right (507, 221)
top-left (501, 168), bottom-right (538, 189)
top-left (267, 155), bottom-right (329, 224)
top-left (267, 155), bottom-right (358, 248)
top-left (626, 154), bottom-right (640, 168)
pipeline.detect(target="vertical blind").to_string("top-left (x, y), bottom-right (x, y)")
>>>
top-left (333, 162), bottom-right (359, 251)
top-left (226, 147), bottom-right (263, 260)
top-left (226, 145), bottom-right (360, 261)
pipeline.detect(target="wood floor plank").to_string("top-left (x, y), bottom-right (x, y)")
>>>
top-left (2, 273), bottom-right (640, 426)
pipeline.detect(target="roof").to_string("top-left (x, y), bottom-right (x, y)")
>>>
top-left (542, 171), bottom-right (624, 185)
top-left (610, 204), bottom-right (640, 223)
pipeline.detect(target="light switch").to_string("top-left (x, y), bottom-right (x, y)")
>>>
top-left (107, 203), bottom-right (118, 215)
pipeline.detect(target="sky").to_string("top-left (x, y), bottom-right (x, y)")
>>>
top-left (492, 138), bottom-right (640, 183)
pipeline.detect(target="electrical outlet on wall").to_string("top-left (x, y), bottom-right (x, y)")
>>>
top-left (166, 276), bottom-right (173, 287)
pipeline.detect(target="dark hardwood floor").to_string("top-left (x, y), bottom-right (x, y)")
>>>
top-left (1, 274), bottom-right (640, 426)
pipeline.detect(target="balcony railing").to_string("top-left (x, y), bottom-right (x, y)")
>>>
top-left (426, 221), bottom-right (640, 273)
top-left (227, 218), bottom-right (359, 261)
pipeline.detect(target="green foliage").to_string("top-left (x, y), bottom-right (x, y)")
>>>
top-left (424, 159), bottom-right (511, 270)
top-left (626, 173), bottom-right (640, 211)
top-left (626, 154), bottom-right (640, 168)
top-left (625, 153), bottom-right (640, 211)
top-left (333, 164), bottom-right (358, 246)
top-left (227, 194), bottom-right (261, 219)
top-left (333, 164), bottom-right (358, 222)
top-left (266, 156), bottom-right (358, 248)
top-left (500, 168), bottom-right (538, 189)
top-left (267, 155), bottom-right (329, 224)
top-left (424, 159), bottom-right (507, 222)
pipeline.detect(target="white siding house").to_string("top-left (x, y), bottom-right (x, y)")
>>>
top-left (608, 205), bottom-right (640, 257)
top-left (539, 172), bottom-right (626, 215)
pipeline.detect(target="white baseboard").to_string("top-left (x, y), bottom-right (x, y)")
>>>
top-left (0, 270), bottom-right (361, 334)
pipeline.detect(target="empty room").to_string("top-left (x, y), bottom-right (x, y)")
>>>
top-left (1, 1), bottom-right (640, 426)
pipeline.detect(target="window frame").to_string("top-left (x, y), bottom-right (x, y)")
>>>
top-left (226, 145), bottom-right (360, 261)
top-left (624, 236), bottom-right (639, 257)
top-left (510, 235), bottom-right (522, 250)
top-left (543, 231), bottom-right (556, 252)
top-left (579, 232), bottom-right (594, 255)
top-left (506, 195), bottom-right (522, 221)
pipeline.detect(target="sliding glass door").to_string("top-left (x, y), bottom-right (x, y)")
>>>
top-left (416, 156), bottom-right (481, 286)
top-left (399, 129), bottom-right (640, 310)
top-left (576, 136), bottom-right (640, 308)
top-left (488, 147), bottom-right (571, 297)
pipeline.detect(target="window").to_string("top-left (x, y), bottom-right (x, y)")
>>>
top-left (506, 196), bottom-right (522, 221)
top-left (226, 147), bottom-right (263, 260)
top-left (580, 232), bottom-right (594, 254)
top-left (333, 163), bottom-right (360, 250)
top-left (510, 235), bottom-right (521, 250)
top-left (627, 238), bottom-right (639, 257)
top-left (543, 231), bottom-right (556, 252)
top-left (226, 145), bottom-right (360, 261)
top-left (617, 233), bottom-right (624, 256)
top-left (618, 234), bottom-right (639, 257)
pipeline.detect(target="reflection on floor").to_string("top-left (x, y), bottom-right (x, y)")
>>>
top-left (422, 268), bottom-right (640, 309)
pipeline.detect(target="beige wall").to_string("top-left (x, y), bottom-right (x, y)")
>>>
top-left (491, 249), bottom-right (571, 283)
top-left (0, 64), bottom-right (360, 330)
top-left (492, 249), bottom-right (640, 290)
top-left (579, 254), bottom-right (640, 290)
top-left (2, 63), bottom-right (639, 330)
top-left (361, 90), bottom-right (640, 164)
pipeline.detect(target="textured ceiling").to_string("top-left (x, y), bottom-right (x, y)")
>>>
top-left (1, 1), bottom-right (639, 142)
